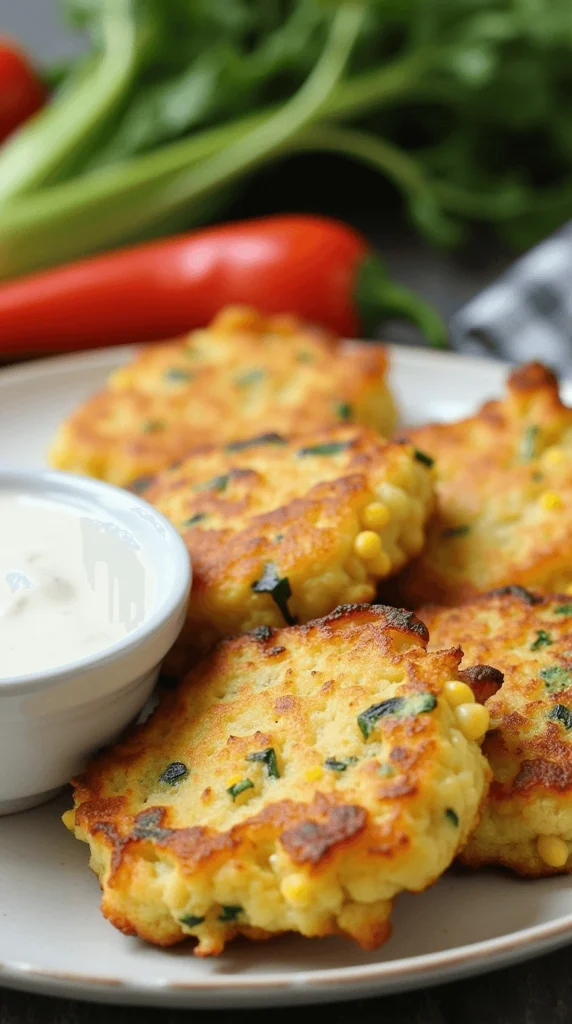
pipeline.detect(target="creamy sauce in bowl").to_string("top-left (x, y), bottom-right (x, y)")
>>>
top-left (0, 492), bottom-right (156, 677)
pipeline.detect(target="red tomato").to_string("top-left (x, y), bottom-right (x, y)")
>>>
top-left (0, 37), bottom-right (44, 143)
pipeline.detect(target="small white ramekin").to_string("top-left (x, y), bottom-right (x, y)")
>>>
top-left (0, 469), bottom-right (191, 816)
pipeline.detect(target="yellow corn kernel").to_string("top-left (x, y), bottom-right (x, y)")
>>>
top-left (566, 583), bottom-right (572, 596)
top-left (304, 766), bottom-right (324, 783)
top-left (226, 773), bottom-right (243, 789)
top-left (537, 834), bottom-right (568, 869)
top-left (454, 702), bottom-right (490, 741)
top-left (444, 680), bottom-right (475, 708)
top-left (361, 502), bottom-right (391, 530)
top-left (543, 447), bottom-right (567, 467)
top-left (354, 530), bottom-right (382, 560)
top-left (540, 491), bottom-right (564, 511)
top-left (368, 550), bottom-right (392, 576)
top-left (280, 873), bottom-right (312, 907)
top-left (62, 809), bottom-right (76, 831)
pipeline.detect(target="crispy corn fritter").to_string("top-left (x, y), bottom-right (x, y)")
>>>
top-left (64, 604), bottom-right (491, 956)
top-left (396, 362), bottom-right (572, 607)
top-left (135, 424), bottom-right (434, 659)
top-left (420, 587), bottom-right (572, 876)
top-left (49, 307), bottom-right (396, 487)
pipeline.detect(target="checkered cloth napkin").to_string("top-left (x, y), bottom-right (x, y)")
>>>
top-left (449, 222), bottom-right (572, 374)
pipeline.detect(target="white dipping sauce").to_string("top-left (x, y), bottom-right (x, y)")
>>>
top-left (0, 492), bottom-right (156, 677)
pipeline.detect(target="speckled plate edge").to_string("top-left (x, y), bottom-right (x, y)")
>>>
top-left (0, 342), bottom-right (571, 1009)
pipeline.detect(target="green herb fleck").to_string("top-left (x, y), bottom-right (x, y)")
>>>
top-left (131, 475), bottom-right (153, 494)
top-left (142, 419), bottom-right (165, 433)
top-left (227, 778), bottom-right (254, 800)
top-left (274, 533), bottom-right (284, 542)
top-left (297, 441), bottom-right (351, 457)
top-left (180, 914), bottom-right (205, 928)
top-left (521, 425), bottom-right (539, 461)
top-left (357, 692), bottom-right (436, 739)
top-left (324, 756), bottom-right (358, 772)
top-left (414, 449), bottom-right (434, 468)
top-left (246, 747), bottom-right (280, 779)
top-left (555, 604), bottom-right (572, 615)
top-left (251, 562), bottom-right (297, 625)
top-left (548, 704), bottom-right (572, 730)
top-left (183, 512), bottom-right (207, 527)
top-left (541, 667), bottom-right (572, 693)
top-left (445, 808), bottom-right (459, 826)
top-left (297, 351), bottom-right (313, 364)
top-left (336, 402), bottom-right (353, 421)
top-left (378, 763), bottom-right (396, 778)
top-left (532, 471), bottom-right (544, 483)
top-left (218, 905), bottom-right (242, 922)
top-left (159, 762), bottom-right (188, 785)
top-left (194, 473), bottom-right (229, 493)
top-left (531, 630), bottom-right (553, 651)
top-left (235, 368), bottom-right (264, 387)
top-left (441, 524), bottom-right (470, 538)
top-left (225, 433), bottom-right (285, 453)
top-left (164, 367), bottom-right (193, 383)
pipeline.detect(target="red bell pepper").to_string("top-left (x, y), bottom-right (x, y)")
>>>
top-left (0, 38), bottom-right (45, 144)
top-left (0, 215), bottom-right (446, 352)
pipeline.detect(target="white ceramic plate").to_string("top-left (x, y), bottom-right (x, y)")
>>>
top-left (2, 344), bottom-right (572, 1010)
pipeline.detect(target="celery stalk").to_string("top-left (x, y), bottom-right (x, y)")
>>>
top-left (0, 0), bottom-right (146, 201)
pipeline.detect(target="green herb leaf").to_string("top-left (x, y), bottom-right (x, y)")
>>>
top-left (194, 473), bottom-right (229, 493)
top-left (180, 914), bottom-right (205, 928)
top-left (218, 905), bottom-right (242, 922)
top-left (413, 449), bottom-right (434, 468)
top-left (441, 524), bottom-right (470, 538)
top-left (183, 512), bottom-right (207, 527)
top-left (521, 425), bottom-right (539, 461)
top-left (227, 778), bottom-right (254, 800)
top-left (445, 808), bottom-right (459, 827)
top-left (164, 367), bottom-right (193, 383)
top-left (246, 747), bottom-right (280, 779)
top-left (336, 402), bottom-right (353, 421)
top-left (225, 433), bottom-right (286, 452)
top-left (548, 704), bottom-right (572, 730)
top-left (378, 763), bottom-right (396, 778)
top-left (131, 475), bottom-right (153, 494)
top-left (531, 629), bottom-right (553, 651)
top-left (357, 692), bottom-right (436, 739)
top-left (235, 369), bottom-right (265, 387)
top-left (142, 418), bottom-right (165, 433)
top-left (324, 756), bottom-right (358, 772)
top-left (251, 562), bottom-right (297, 625)
top-left (555, 605), bottom-right (572, 615)
top-left (159, 762), bottom-right (188, 785)
top-left (541, 667), bottom-right (572, 693)
top-left (297, 441), bottom-right (352, 457)
top-left (297, 351), bottom-right (313, 364)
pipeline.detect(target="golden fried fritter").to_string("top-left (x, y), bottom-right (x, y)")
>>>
top-left (421, 586), bottom-right (572, 876)
top-left (49, 307), bottom-right (396, 487)
top-left (396, 362), bottom-right (572, 607)
top-left (135, 424), bottom-right (434, 659)
top-left (64, 604), bottom-right (490, 956)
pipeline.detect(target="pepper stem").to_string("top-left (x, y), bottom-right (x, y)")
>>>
top-left (355, 255), bottom-right (448, 348)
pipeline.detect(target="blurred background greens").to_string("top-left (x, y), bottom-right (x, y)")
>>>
top-left (1, 0), bottom-right (572, 282)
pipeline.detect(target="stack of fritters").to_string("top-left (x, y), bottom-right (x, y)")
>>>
top-left (57, 304), bottom-right (572, 958)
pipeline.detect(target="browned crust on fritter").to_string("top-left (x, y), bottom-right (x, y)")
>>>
top-left (421, 589), bottom-right (572, 803)
top-left (395, 361), bottom-right (572, 606)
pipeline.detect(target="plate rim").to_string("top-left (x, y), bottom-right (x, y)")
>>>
top-left (1, 341), bottom-right (571, 1008)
